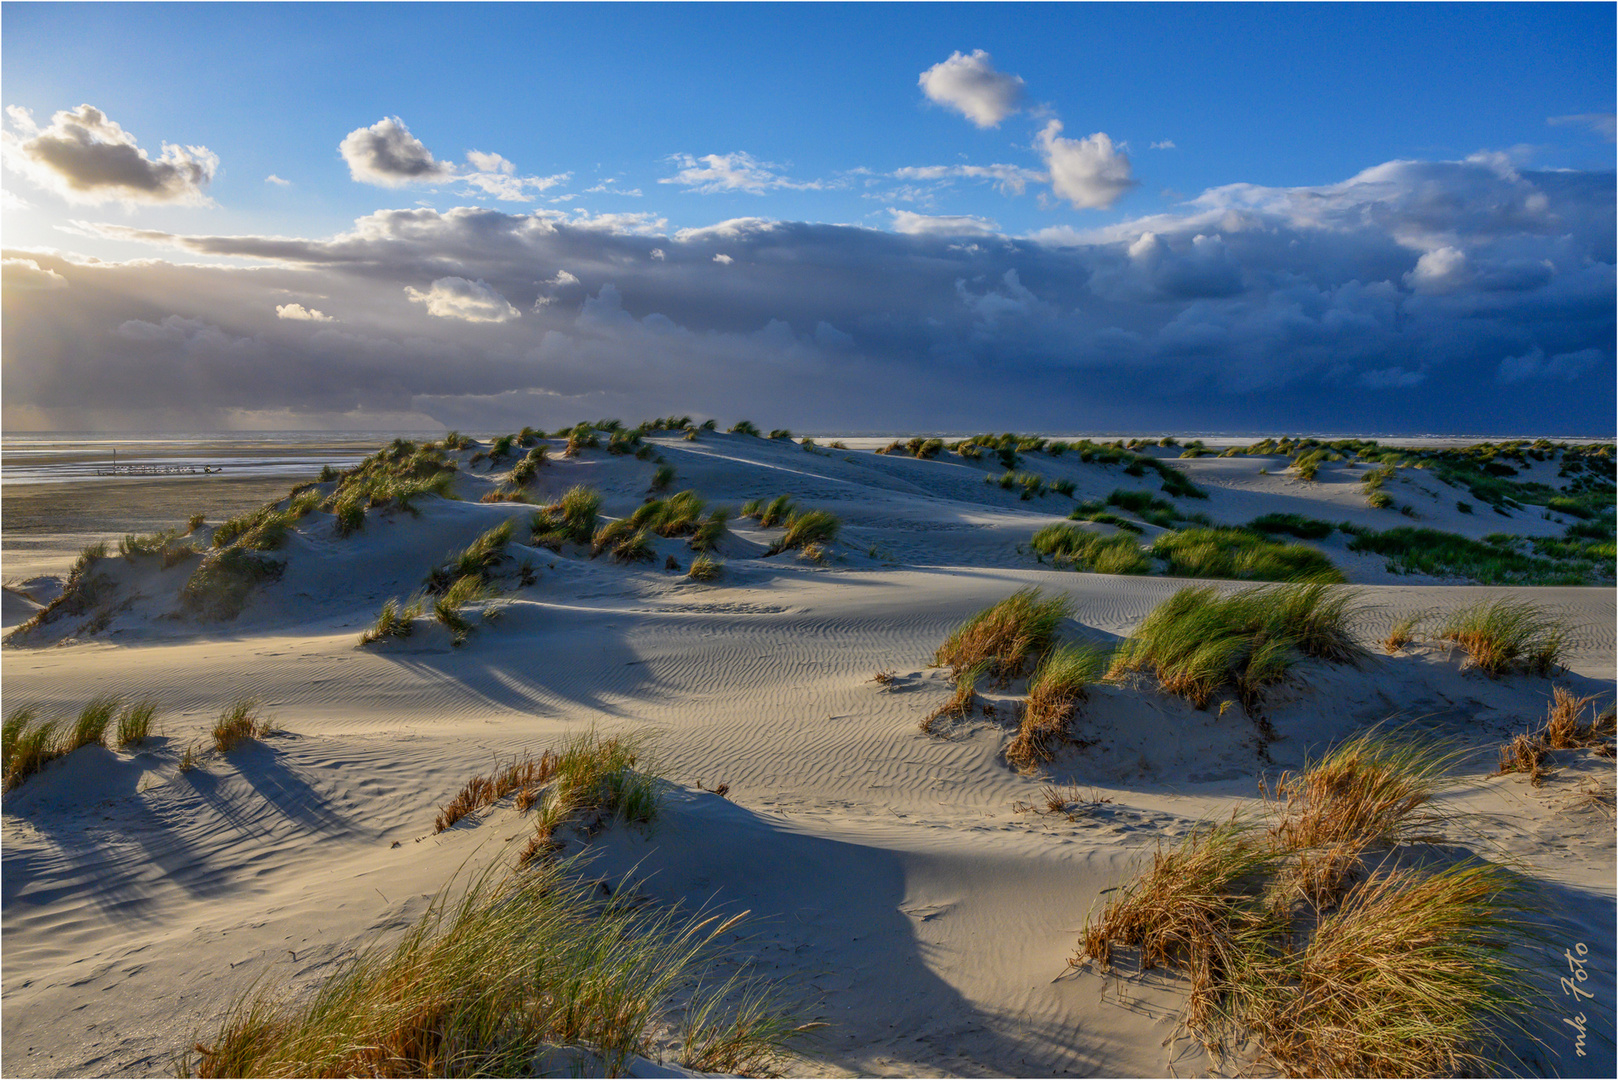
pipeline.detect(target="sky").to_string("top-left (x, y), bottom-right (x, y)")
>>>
top-left (2, 1), bottom-right (1614, 435)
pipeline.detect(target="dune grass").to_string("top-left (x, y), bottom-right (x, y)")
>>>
top-left (1151, 528), bottom-right (1344, 584)
top-left (688, 508), bottom-right (729, 553)
top-left (729, 419), bottom-right (761, 436)
top-left (1435, 598), bottom-right (1566, 677)
top-left (359, 595), bottom-right (426, 645)
top-left (753, 495), bottom-right (796, 527)
top-left (1007, 645), bottom-right (1108, 770)
top-left (507, 446), bottom-right (548, 488)
top-left (116, 699), bottom-right (159, 748)
top-left (687, 554), bottom-right (721, 581)
top-left (1344, 524), bottom-right (1603, 585)
top-left (436, 750), bottom-right (560, 832)
top-left (530, 485), bottom-right (601, 547)
top-left (1497, 686), bottom-right (1615, 785)
top-left (428, 520), bottom-right (515, 593)
top-left (180, 547), bottom-right (286, 621)
top-left (1079, 732), bottom-right (1536, 1077)
top-left (185, 851), bottom-right (802, 1079)
top-left (434, 575), bottom-right (491, 645)
top-left (923, 661), bottom-right (985, 734)
top-left (1031, 524), bottom-right (1151, 574)
top-left (934, 587), bottom-right (1073, 683)
top-left (1381, 610), bottom-right (1424, 653)
top-left (1246, 513), bottom-right (1335, 540)
top-left (212, 698), bottom-right (273, 753)
top-left (767, 510), bottom-right (840, 556)
top-left (68, 695), bottom-right (120, 752)
top-left (2, 710), bottom-right (62, 792)
top-left (1109, 584), bottom-right (1363, 711)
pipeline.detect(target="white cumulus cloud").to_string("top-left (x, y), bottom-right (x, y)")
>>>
top-left (1, 103), bottom-right (217, 206)
top-left (891, 163), bottom-right (1045, 196)
top-left (917, 50), bottom-right (1025, 128)
top-left (276, 302), bottom-right (334, 322)
top-left (339, 116), bottom-right (455, 187)
top-left (712, 253), bottom-right (733, 264)
top-left (2, 257), bottom-right (68, 290)
top-left (404, 276), bottom-right (520, 322)
top-left (1404, 246), bottom-right (1468, 292)
top-left (1035, 120), bottom-right (1136, 210)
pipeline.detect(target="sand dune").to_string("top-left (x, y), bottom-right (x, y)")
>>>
top-left (3, 429), bottom-right (1613, 1076)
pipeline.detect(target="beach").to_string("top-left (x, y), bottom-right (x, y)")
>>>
top-left (2, 429), bottom-right (1613, 1077)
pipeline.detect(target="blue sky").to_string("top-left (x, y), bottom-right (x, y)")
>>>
top-left (2, 2), bottom-right (1614, 433)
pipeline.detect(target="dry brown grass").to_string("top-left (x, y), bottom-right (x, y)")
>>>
top-left (933, 587), bottom-right (1072, 683)
top-left (1381, 611), bottom-right (1423, 653)
top-left (435, 751), bottom-right (560, 832)
top-left (1006, 644), bottom-right (1106, 771)
top-left (1013, 784), bottom-right (1112, 820)
top-left (1079, 731), bottom-right (1537, 1076)
top-left (921, 662), bottom-right (983, 734)
top-left (869, 668), bottom-right (898, 690)
top-left (1496, 686), bottom-right (1615, 785)
top-left (211, 699), bottom-right (273, 753)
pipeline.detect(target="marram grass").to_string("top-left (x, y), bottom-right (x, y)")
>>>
top-left (933, 587), bottom-right (1073, 683)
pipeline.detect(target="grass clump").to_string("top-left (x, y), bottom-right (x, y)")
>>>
top-left (687, 554), bottom-right (721, 582)
top-left (429, 520), bottom-right (515, 592)
top-left (923, 661), bottom-right (985, 734)
top-left (767, 509), bottom-right (840, 555)
top-left (359, 595), bottom-right (426, 645)
top-left (115, 699), bottom-right (159, 748)
top-left (67, 695), bottom-right (120, 752)
top-left (1109, 584), bottom-right (1363, 711)
top-left (688, 508), bottom-right (729, 552)
top-left (1008, 645), bottom-right (1108, 770)
top-left (436, 750), bottom-right (561, 832)
top-left (1032, 524), bottom-right (1151, 573)
top-left (1079, 733), bottom-right (1537, 1077)
top-left (1344, 525), bottom-right (1603, 585)
top-left (530, 485), bottom-right (601, 548)
top-left (1246, 513), bottom-right (1334, 540)
top-left (1435, 598), bottom-right (1565, 677)
top-left (507, 445), bottom-right (548, 488)
top-left (212, 698), bottom-right (272, 753)
top-left (741, 495), bottom-right (796, 527)
top-left (650, 463), bottom-right (676, 492)
top-left (729, 419), bottom-right (761, 436)
top-left (2, 709), bottom-right (62, 792)
top-left (180, 548), bottom-right (285, 621)
top-left (1152, 528), bottom-right (1344, 584)
top-left (434, 575), bottom-right (491, 645)
top-left (1382, 610), bottom-right (1424, 653)
top-left (185, 851), bottom-right (802, 1078)
top-left (934, 587), bottom-right (1073, 683)
top-left (1497, 686), bottom-right (1615, 785)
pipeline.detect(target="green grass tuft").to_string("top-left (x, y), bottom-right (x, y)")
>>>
top-left (1152, 528), bottom-right (1344, 584)
top-left (934, 587), bottom-right (1073, 682)
top-left (1436, 598), bottom-right (1566, 677)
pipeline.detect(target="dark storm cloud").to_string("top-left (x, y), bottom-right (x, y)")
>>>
top-left (8, 154), bottom-right (1614, 433)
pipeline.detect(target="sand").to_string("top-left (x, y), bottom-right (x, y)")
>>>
top-left (2, 432), bottom-right (1614, 1077)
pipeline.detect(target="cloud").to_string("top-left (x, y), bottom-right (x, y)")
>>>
top-left (339, 116), bottom-right (455, 186)
top-left (8, 152), bottom-right (1610, 434)
top-left (266, 174), bottom-right (291, 186)
top-left (889, 209), bottom-right (1000, 237)
top-left (1, 103), bottom-right (216, 205)
top-left (1035, 120), bottom-right (1136, 210)
top-left (1548, 112), bottom-right (1617, 142)
top-left (1496, 347), bottom-right (1602, 384)
top-left (460, 168), bottom-right (571, 201)
top-left (917, 50), bottom-right (1025, 128)
top-left (403, 277), bottom-right (521, 322)
top-left (659, 152), bottom-right (818, 194)
top-left (712, 253), bottom-right (733, 264)
top-left (276, 302), bottom-right (333, 321)
top-left (891, 163), bottom-right (1045, 196)
top-left (2, 257), bottom-right (67, 290)
top-left (1150, 140), bottom-right (1176, 150)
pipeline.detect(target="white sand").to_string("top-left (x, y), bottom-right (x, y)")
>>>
top-left (3, 433), bottom-right (1614, 1076)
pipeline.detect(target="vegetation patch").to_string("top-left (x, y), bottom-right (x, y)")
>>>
top-left (934, 587), bottom-right (1073, 683)
top-left (766, 509), bottom-right (840, 556)
top-left (1007, 645), bottom-right (1108, 770)
top-left (1343, 524), bottom-right (1609, 585)
top-left (212, 698), bottom-right (274, 752)
top-left (185, 855), bottom-right (803, 1078)
top-left (180, 547), bottom-right (285, 621)
top-left (1246, 513), bottom-right (1335, 540)
top-left (1078, 733), bottom-right (1536, 1077)
top-left (530, 485), bottom-right (601, 548)
top-left (1031, 524), bottom-right (1151, 574)
top-left (1435, 598), bottom-right (1566, 677)
top-left (1151, 528), bottom-right (1344, 584)
top-left (1108, 584), bottom-right (1363, 712)
top-left (1497, 687), bottom-right (1616, 785)
top-left (359, 595), bottom-right (426, 645)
